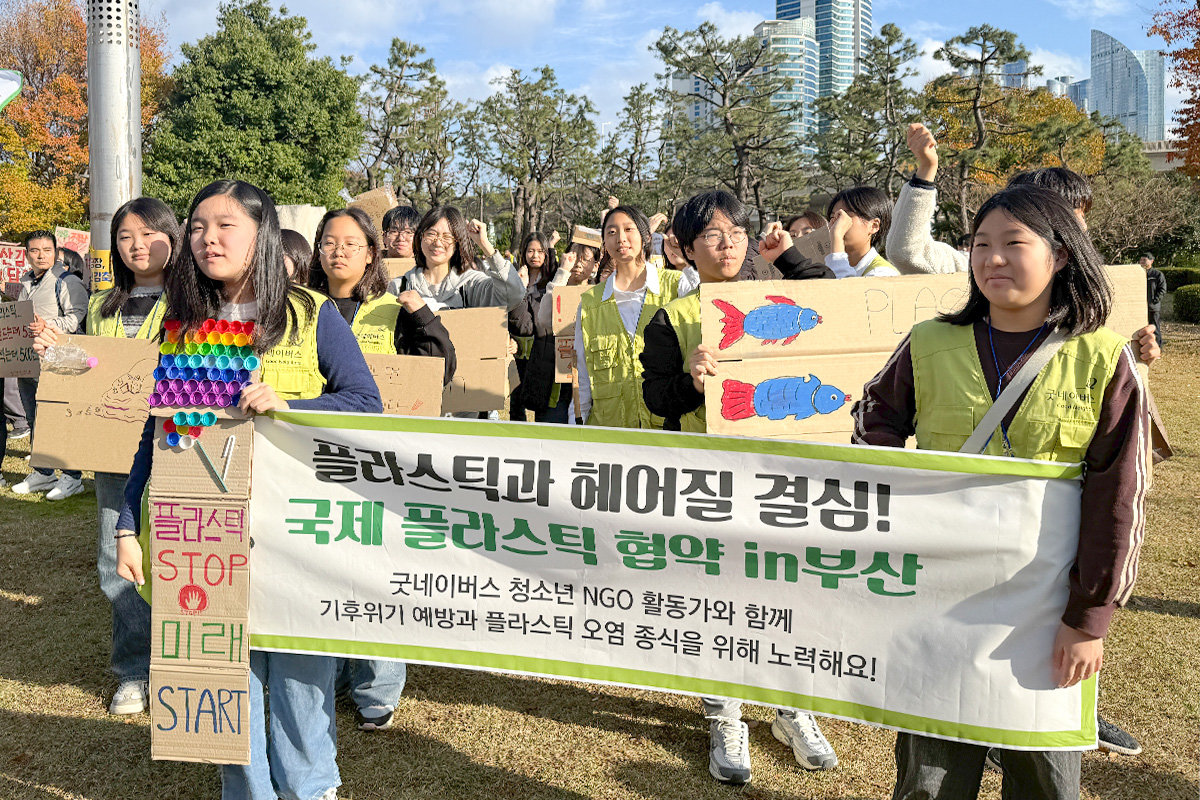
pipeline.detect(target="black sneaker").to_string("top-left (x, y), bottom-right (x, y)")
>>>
top-left (1097, 715), bottom-right (1142, 756)
top-left (355, 708), bottom-right (394, 731)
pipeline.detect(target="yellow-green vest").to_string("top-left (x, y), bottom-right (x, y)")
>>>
top-left (860, 253), bottom-right (895, 277)
top-left (86, 289), bottom-right (167, 339)
top-left (580, 267), bottom-right (684, 428)
top-left (349, 293), bottom-right (401, 354)
top-left (257, 287), bottom-right (329, 400)
top-left (663, 290), bottom-right (706, 433)
top-left (910, 320), bottom-right (1127, 462)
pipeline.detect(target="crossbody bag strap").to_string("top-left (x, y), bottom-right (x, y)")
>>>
top-left (959, 328), bottom-right (1071, 455)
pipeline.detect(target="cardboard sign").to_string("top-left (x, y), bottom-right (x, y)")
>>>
top-left (437, 307), bottom-right (512, 412)
top-left (0, 242), bottom-right (26, 285)
top-left (30, 335), bottom-right (158, 473)
top-left (381, 257), bottom-right (415, 284)
top-left (570, 224), bottom-right (601, 249)
top-left (363, 353), bottom-right (445, 417)
top-left (149, 664), bottom-right (251, 764)
top-left (348, 187), bottom-right (397, 237)
top-left (148, 418), bottom-right (255, 498)
top-left (752, 226), bottom-right (832, 280)
top-left (55, 226), bottom-right (90, 256)
top-left (551, 283), bottom-right (589, 382)
top-left (701, 267), bottom-right (1149, 442)
top-left (276, 204), bottom-right (326, 241)
top-left (0, 300), bottom-right (38, 378)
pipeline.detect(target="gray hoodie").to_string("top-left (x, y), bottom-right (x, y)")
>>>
top-left (386, 252), bottom-right (525, 311)
top-left (18, 263), bottom-right (87, 333)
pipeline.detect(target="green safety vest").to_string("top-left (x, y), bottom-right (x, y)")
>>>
top-left (910, 319), bottom-right (1128, 462)
top-left (257, 287), bottom-right (329, 400)
top-left (860, 253), bottom-right (896, 277)
top-left (580, 267), bottom-right (684, 428)
top-left (86, 289), bottom-right (167, 339)
top-left (349, 293), bottom-right (401, 355)
top-left (663, 290), bottom-right (706, 433)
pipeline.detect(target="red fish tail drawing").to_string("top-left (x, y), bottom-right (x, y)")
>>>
top-left (712, 299), bottom-right (746, 349)
top-left (721, 379), bottom-right (757, 420)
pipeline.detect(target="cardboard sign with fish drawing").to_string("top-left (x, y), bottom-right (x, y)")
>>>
top-left (700, 266), bottom-right (1149, 442)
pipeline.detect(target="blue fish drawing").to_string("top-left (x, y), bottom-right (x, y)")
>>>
top-left (721, 376), bottom-right (851, 422)
top-left (711, 295), bottom-right (822, 349)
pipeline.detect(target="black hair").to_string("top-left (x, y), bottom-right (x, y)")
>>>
top-left (280, 229), bottom-right (313, 285)
top-left (57, 247), bottom-right (87, 283)
top-left (307, 208), bottom-right (387, 302)
top-left (24, 230), bottom-right (56, 249)
top-left (168, 179), bottom-right (315, 355)
top-left (827, 187), bottom-right (892, 250)
top-left (672, 191), bottom-right (750, 268)
top-left (519, 231), bottom-right (558, 294)
top-left (784, 210), bottom-right (826, 235)
top-left (601, 205), bottom-right (653, 263)
top-left (102, 197), bottom-right (182, 318)
top-left (1007, 167), bottom-right (1093, 214)
top-left (940, 185), bottom-right (1111, 336)
top-left (414, 206), bottom-right (476, 275)
top-left (382, 205), bottom-right (421, 232)
top-left (1139, 252), bottom-right (1154, 262)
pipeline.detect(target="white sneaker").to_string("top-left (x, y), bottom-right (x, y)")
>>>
top-left (46, 474), bottom-right (85, 501)
top-left (12, 472), bottom-right (57, 495)
top-left (772, 710), bottom-right (838, 770)
top-left (707, 716), bottom-right (751, 784)
top-left (0, 477), bottom-right (8, 489)
top-left (109, 679), bottom-right (149, 714)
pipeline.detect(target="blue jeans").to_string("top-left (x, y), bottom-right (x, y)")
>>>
top-left (892, 733), bottom-right (1080, 800)
top-left (338, 658), bottom-right (406, 715)
top-left (534, 384), bottom-right (572, 424)
top-left (222, 651), bottom-right (340, 800)
top-left (17, 377), bottom-right (80, 479)
top-left (94, 472), bottom-right (151, 682)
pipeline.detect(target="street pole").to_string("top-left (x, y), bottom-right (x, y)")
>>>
top-left (86, 0), bottom-right (142, 291)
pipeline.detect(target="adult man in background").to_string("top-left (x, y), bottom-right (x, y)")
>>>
top-left (1140, 253), bottom-right (1166, 349)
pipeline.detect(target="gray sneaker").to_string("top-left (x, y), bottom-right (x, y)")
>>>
top-left (109, 679), bottom-right (149, 714)
top-left (707, 716), bottom-right (751, 784)
top-left (772, 710), bottom-right (838, 770)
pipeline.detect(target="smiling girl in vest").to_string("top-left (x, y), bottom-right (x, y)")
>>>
top-left (572, 205), bottom-right (694, 427)
top-left (641, 191), bottom-right (838, 785)
top-left (853, 185), bottom-right (1147, 800)
top-left (33, 197), bottom-right (177, 718)
top-left (115, 179), bottom-right (381, 800)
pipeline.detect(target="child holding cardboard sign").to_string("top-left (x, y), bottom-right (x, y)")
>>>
top-left (33, 197), bottom-right (178, 716)
top-left (853, 185), bottom-right (1147, 799)
top-left (115, 180), bottom-right (381, 800)
top-left (641, 191), bottom-right (839, 785)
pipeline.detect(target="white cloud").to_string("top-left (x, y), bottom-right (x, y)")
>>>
top-left (1027, 48), bottom-right (1087, 83)
top-left (574, 27), bottom-right (665, 135)
top-left (694, 1), bottom-right (761, 38)
top-left (440, 61), bottom-right (515, 102)
top-left (904, 37), bottom-right (952, 90)
top-left (1046, 0), bottom-right (1130, 18)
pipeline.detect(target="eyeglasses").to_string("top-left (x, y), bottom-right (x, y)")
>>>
top-left (421, 232), bottom-right (457, 246)
top-left (318, 241), bottom-right (366, 255)
top-left (697, 229), bottom-right (747, 247)
top-left (385, 228), bottom-right (415, 239)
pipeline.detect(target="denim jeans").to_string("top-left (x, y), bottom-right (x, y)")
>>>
top-left (337, 658), bottom-right (406, 715)
top-left (701, 697), bottom-right (802, 721)
top-left (222, 651), bottom-right (340, 800)
top-left (533, 384), bottom-right (573, 424)
top-left (17, 377), bottom-right (80, 479)
top-left (94, 471), bottom-right (151, 682)
top-left (892, 733), bottom-right (1081, 800)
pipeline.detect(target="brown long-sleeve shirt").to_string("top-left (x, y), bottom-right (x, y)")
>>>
top-left (851, 321), bottom-right (1148, 639)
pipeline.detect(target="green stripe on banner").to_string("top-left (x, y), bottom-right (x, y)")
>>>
top-left (251, 634), bottom-right (1097, 749)
top-left (266, 411), bottom-right (1084, 482)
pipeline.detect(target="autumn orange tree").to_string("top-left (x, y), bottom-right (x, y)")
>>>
top-left (1151, 1), bottom-right (1200, 176)
top-left (0, 0), bottom-right (170, 238)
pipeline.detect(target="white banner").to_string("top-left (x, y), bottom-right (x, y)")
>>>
top-left (248, 412), bottom-right (1096, 750)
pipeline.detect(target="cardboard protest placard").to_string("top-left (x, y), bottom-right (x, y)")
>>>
top-left (701, 266), bottom-right (1149, 442)
top-left (148, 418), bottom-right (255, 498)
top-left (0, 300), bottom-right (38, 378)
top-left (551, 283), bottom-right (590, 381)
top-left (30, 335), bottom-right (158, 473)
top-left (149, 664), bottom-right (252, 764)
top-left (54, 226), bottom-right (90, 256)
top-left (0, 242), bottom-right (26, 285)
top-left (381, 257), bottom-right (415, 284)
top-left (753, 226), bottom-right (831, 277)
top-left (348, 187), bottom-right (397, 236)
top-left (437, 307), bottom-right (513, 413)
top-left (276, 204), bottom-right (326, 240)
top-left (363, 353), bottom-right (444, 417)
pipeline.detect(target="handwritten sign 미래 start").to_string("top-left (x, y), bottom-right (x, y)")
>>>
top-left (248, 412), bottom-right (1098, 752)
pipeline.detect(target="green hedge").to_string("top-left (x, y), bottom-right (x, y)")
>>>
top-left (1160, 267), bottom-right (1200, 291)
top-left (1175, 284), bottom-right (1200, 323)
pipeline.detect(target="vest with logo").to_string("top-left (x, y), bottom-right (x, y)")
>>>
top-left (349, 293), bottom-right (401, 355)
top-left (257, 287), bottom-right (329, 401)
top-left (910, 319), bottom-right (1127, 462)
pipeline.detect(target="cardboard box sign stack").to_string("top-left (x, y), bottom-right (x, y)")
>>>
top-left (437, 307), bottom-right (519, 413)
top-left (148, 318), bottom-right (254, 764)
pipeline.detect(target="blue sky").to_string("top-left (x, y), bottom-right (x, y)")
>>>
top-left (142, 0), bottom-right (1177, 133)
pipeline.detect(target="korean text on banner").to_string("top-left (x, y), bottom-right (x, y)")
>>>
top-left (249, 413), bottom-right (1096, 751)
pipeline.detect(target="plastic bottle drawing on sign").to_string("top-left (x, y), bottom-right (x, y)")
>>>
top-left (712, 296), bottom-right (822, 349)
top-left (721, 375), bottom-right (851, 422)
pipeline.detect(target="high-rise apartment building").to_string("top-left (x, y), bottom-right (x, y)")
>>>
top-left (755, 19), bottom-right (819, 152)
top-left (776, 0), bottom-right (871, 97)
top-left (1087, 29), bottom-right (1166, 141)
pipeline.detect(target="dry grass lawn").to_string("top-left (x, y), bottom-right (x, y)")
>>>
top-left (0, 322), bottom-right (1197, 800)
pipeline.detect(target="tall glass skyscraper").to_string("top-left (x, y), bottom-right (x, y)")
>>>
top-left (1090, 29), bottom-right (1166, 141)
top-left (755, 19), bottom-right (819, 153)
top-left (776, 0), bottom-right (871, 97)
